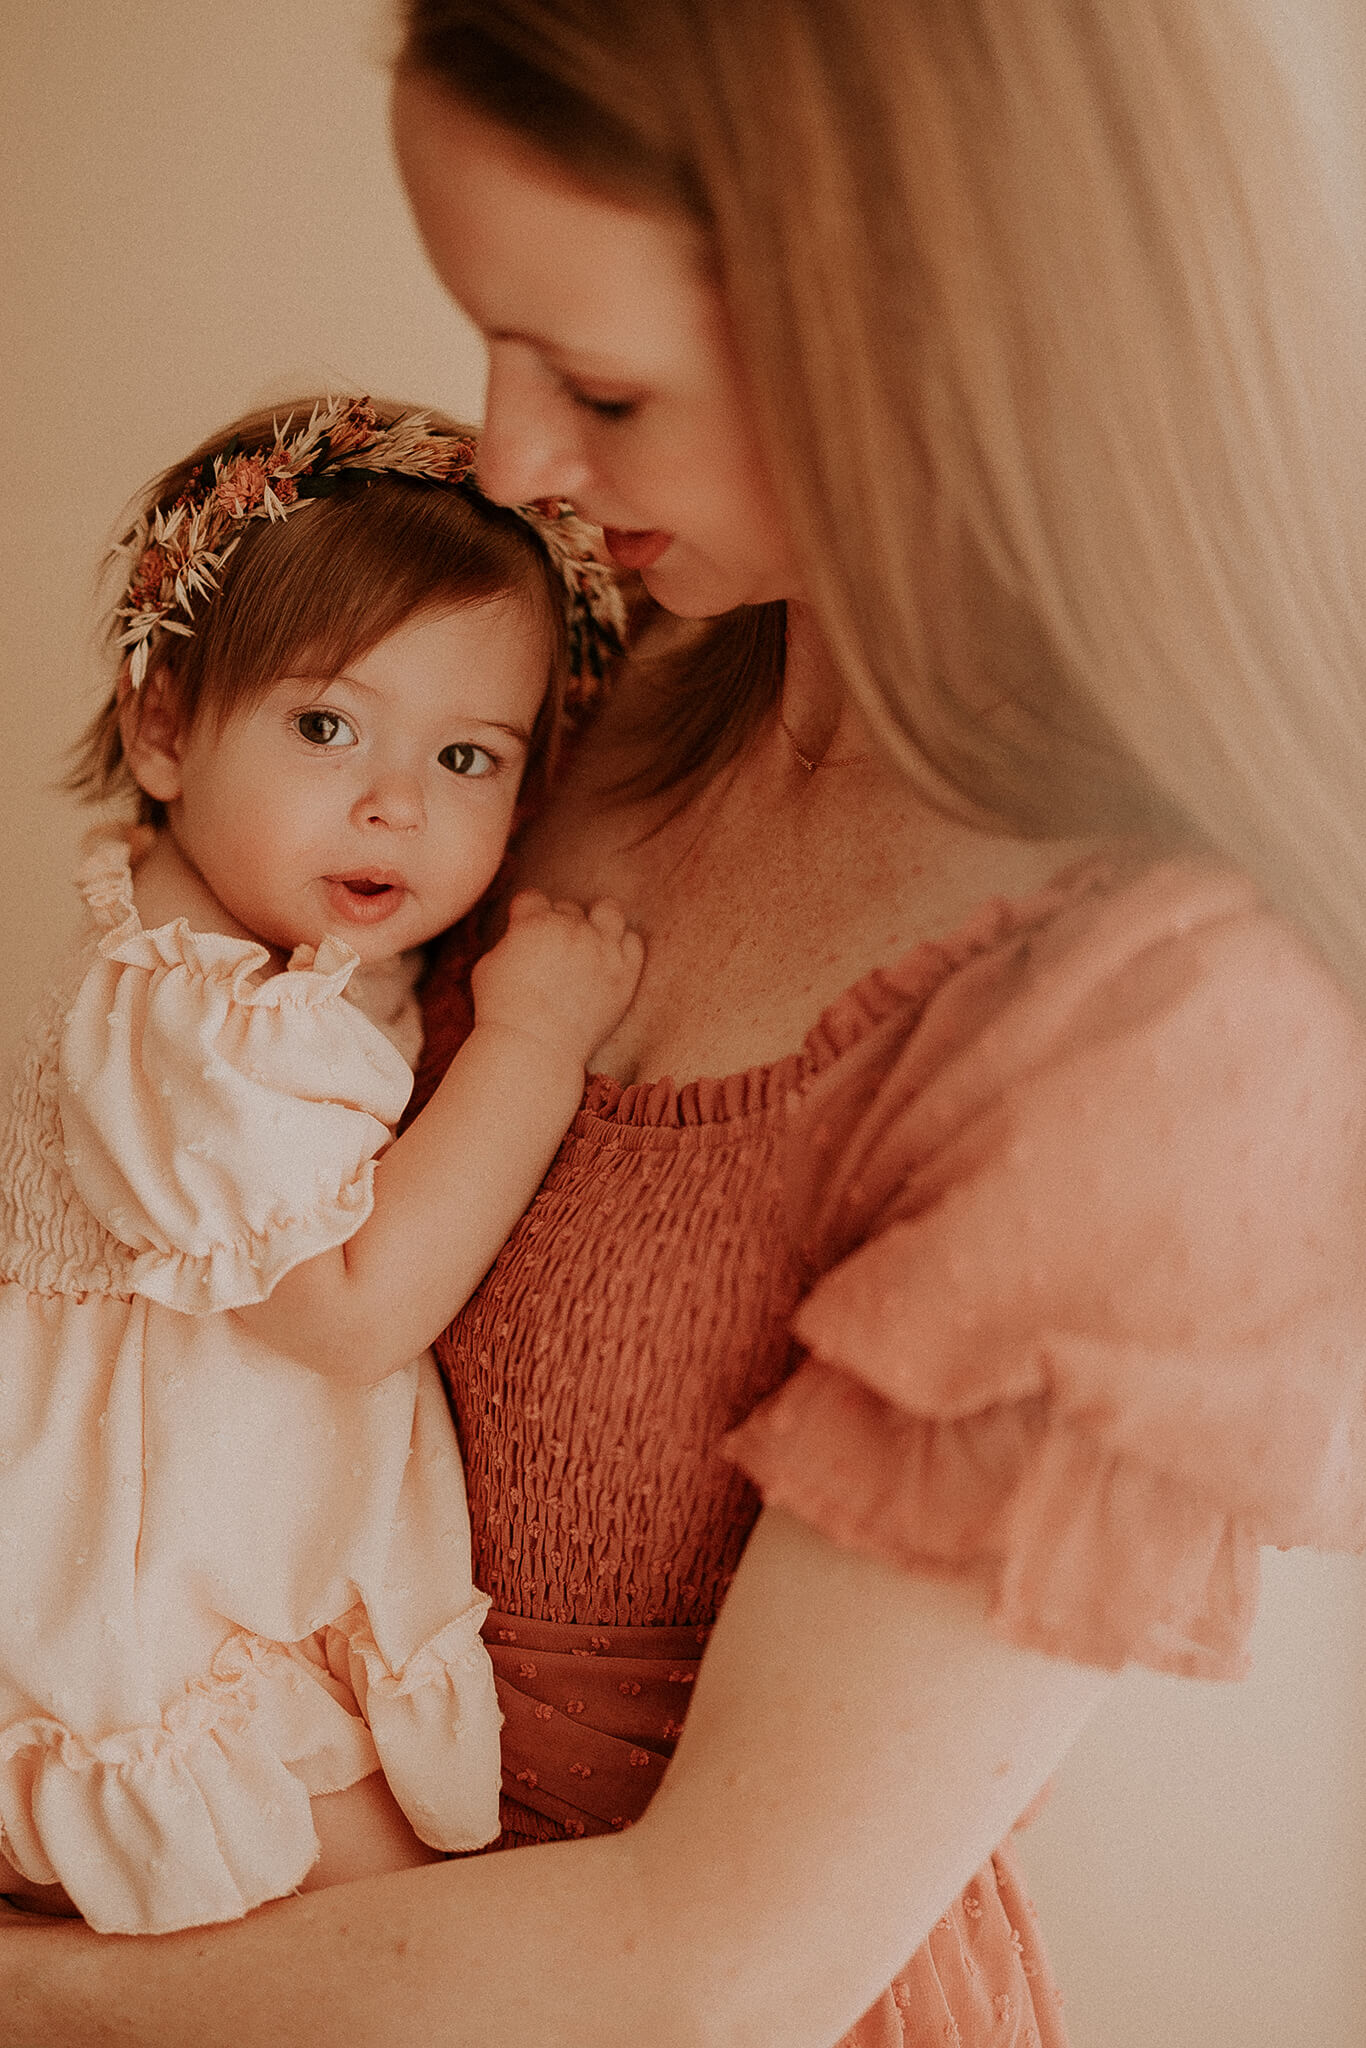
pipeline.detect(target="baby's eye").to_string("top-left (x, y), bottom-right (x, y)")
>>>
top-left (293, 709), bottom-right (356, 749)
top-left (438, 742), bottom-right (496, 778)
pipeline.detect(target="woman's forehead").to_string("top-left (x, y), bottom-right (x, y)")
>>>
top-left (392, 72), bottom-right (711, 370)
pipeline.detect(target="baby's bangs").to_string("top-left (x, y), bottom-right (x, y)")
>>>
top-left (187, 476), bottom-right (553, 728)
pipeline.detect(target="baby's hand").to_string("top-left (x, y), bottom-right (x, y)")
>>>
top-left (471, 891), bottom-right (644, 1068)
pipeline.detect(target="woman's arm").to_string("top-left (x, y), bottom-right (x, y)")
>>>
top-left (235, 894), bottom-right (642, 1382)
top-left (1, 1507), bottom-right (1113, 2048)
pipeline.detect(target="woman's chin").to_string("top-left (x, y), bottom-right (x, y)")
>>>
top-left (640, 554), bottom-right (792, 618)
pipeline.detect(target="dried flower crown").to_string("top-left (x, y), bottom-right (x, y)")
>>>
top-left (112, 397), bottom-right (626, 703)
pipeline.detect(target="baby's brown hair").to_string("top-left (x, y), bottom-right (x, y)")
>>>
top-left (70, 397), bottom-right (570, 823)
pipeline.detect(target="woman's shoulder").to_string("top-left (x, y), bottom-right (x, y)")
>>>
top-left (792, 845), bottom-right (1349, 1258)
top-left (782, 837), bottom-right (1366, 1423)
top-left (727, 848), bottom-right (1366, 1677)
top-left (874, 841), bottom-right (1275, 1041)
top-left (923, 843), bottom-right (1354, 1155)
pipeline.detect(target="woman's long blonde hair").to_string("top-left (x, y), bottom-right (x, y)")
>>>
top-left (402, 1), bottom-right (1366, 1001)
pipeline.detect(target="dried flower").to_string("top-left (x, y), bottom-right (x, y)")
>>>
top-left (214, 454), bottom-right (269, 517)
top-left (112, 397), bottom-right (624, 697)
top-left (325, 399), bottom-right (380, 456)
top-left (128, 545), bottom-right (170, 607)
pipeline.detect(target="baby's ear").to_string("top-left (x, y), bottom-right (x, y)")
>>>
top-left (118, 665), bottom-right (186, 803)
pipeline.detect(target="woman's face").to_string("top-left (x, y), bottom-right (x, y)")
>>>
top-left (393, 74), bottom-right (799, 618)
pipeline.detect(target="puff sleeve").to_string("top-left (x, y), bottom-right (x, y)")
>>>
top-left (725, 860), bottom-right (1366, 1677)
top-left (58, 919), bottom-right (415, 1313)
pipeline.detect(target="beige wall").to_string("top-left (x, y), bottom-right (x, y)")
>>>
top-left (1, 0), bottom-right (486, 1054)
top-left (3, 5), bottom-right (1363, 2043)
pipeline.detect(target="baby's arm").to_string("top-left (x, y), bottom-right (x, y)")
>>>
top-left (234, 892), bottom-right (642, 1381)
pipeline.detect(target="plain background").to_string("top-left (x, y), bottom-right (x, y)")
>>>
top-left (3, 4), bottom-right (1364, 2043)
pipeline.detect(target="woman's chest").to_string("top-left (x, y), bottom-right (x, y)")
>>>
top-left (509, 763), bottom-right (934, 1086)
top-left (509, 737), bottom-right (1097, 1088)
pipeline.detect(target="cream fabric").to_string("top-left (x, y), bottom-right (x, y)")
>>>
top-left (0, 830), bottom-right (501, 1933)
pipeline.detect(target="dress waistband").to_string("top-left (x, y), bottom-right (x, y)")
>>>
top-left (482, 1609), bottom-right (711, 1839)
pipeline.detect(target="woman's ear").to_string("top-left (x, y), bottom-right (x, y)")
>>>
top-left (118, 666), bottom-right (186, 803)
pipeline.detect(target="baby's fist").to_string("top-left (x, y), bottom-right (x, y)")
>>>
top-left (472, 891), bottom-right (644, 1066)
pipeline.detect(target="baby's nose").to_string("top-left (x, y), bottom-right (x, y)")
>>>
top-left (355, 774), bottom-right (424, 832)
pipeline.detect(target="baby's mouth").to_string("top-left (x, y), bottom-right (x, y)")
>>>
top-left (324, 872), bottom-right (407, 923)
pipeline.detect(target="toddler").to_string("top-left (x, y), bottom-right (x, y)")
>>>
top-left (0, 397), bottom-right (641, 1933)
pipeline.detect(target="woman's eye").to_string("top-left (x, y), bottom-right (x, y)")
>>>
top-left (563, 383), bottom-right (638, 423)
top-left (438, 742), bottom-right (496, 778)
top-left (293, 709), bottom-right (356, 749)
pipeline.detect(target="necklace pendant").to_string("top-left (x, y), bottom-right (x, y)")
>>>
top-left (778, 712), bottom-right (820, 773)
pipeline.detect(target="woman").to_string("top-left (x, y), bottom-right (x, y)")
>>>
top-left (4, 3), bottom-right (1365, 2041)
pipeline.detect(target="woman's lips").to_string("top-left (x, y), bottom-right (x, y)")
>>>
top-left (601, 527), bottom-right (673, 571)
top-left (324, 874), bottom-right (408, 925)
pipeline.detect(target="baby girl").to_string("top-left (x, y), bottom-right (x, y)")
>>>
top-left (0, 396), bottom-right (641, 1932)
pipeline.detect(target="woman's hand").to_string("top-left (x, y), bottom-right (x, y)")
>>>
top-left (471, 889), bottom-right (644, 1069)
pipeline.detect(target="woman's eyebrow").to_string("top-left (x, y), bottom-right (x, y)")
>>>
top-left (487, 323), bottom-right (550, 347)
top-left (487, 325), bottom-right (631, 374)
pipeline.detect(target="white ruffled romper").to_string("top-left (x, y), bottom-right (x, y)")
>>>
top-left (0, 831), bottom-right (502, 1933)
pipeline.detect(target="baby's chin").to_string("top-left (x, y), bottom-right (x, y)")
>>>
top-left (255, 884), bottom-right (486, 968)
top-left (305, 910), bottom-right (476, 967)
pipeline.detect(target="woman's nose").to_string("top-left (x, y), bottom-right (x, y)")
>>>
top-left (476, 345), bottom-right (591, 506)
top-left (354, 772), bottom-right (425, 833)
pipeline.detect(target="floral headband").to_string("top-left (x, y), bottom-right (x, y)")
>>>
top-left (112, 397), bottom-right (627, 709)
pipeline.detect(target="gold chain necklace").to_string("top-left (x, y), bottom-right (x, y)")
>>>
top-left (777, 709), bottom-right (866, 773)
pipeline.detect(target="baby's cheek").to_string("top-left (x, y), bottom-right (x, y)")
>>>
top-left (425, 823), bottom-right (508, 926)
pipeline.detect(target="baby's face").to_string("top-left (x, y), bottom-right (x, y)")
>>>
top-left (164, 597), bottom-right (549, 964)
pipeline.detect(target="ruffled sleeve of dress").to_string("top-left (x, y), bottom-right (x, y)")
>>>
top-left (57, 832), bottom-right (415, 1314)
top-left (725, 856), bottom-right (1366, 1677)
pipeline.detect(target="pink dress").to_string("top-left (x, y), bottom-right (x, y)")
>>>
top-left (0, 831), bottom-right (502, 1935)
top-left (417, 849), bottom-right (1366, 2045)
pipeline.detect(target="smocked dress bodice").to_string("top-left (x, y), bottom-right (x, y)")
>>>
top-left (449, 1039), bottom-right (820, 1631)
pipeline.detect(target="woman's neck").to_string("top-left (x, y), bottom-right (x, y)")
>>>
top-left (774, 604), bottom-right (871, 771)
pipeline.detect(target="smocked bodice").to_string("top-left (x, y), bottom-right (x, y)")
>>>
top-left (435, 930), bottom-right (1006, 1629)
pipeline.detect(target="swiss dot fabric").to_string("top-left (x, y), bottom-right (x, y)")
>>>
top-left (727, 856), bottom-right (1366, 1677)
top-left (0, 830), bottom-right (502, 1934)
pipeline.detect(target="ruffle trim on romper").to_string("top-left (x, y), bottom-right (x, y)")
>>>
top-left (82, 916), bottom-right (386, 1311)
top-left (117, 1171), bottom-right (377, 1315)
top-left (0, 1602), bottom-right (502, 1934)
top-left (0, 1632), bottom-right (375, 1935)
top-left (320, 1597), bottom-right (503, 1851)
